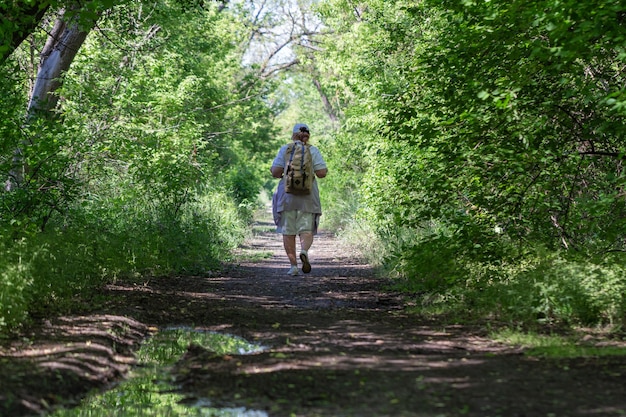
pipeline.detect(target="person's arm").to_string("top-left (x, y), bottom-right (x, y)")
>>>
top-left (270, 145), bottom-right (286, 178)
top-left (310, 146), bottom-right (328, 178)
top-left (270, 166), bottom-right (284, 178)
top-left (315, 168), bottom-right (328, 178)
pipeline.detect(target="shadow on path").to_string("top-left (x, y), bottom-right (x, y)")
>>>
top-left (2, 218), bottom-right (626, 416)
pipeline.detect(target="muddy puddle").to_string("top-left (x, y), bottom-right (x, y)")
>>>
top-left (47, 327), bottom-right (267, 417)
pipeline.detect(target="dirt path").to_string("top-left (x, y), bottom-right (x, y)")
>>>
top-left (2, 219), bottom-right (626, 416)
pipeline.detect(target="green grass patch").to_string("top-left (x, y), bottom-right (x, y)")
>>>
top-left (252, 223), bottom-right (276, 234)
top-left (492, 328), bottom-right (626, 358)
top-left (234, 249), bottom-right (274, 262)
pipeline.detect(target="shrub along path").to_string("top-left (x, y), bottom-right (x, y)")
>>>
top-left (2, 218), bottom-right (626, 416)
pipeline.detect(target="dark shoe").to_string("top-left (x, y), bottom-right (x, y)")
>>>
top-left (300, 252), bottom-right (311, 273)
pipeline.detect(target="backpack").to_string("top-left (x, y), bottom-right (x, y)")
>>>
top-left (284, 142), bottom-right (314, 195)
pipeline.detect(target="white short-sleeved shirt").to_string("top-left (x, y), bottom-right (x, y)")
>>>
top-left (271, 140), bottom-right (327, 215)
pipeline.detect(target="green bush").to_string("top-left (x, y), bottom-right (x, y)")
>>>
top-left (0, 235), bottom-right (34, 332)
top-left (498, 253), bottom-right (626, 326)
top-left (415, 250), bottom-right (625, 327)
top-left (0, 184), bottom-right (248, 333)
top-left (374, 218), bottom-right (626, 327)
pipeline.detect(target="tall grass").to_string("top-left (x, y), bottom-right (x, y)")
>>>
top-left (383, 223), bottom-right (626, 328)
top-left (0, 236), bottom-right (35, 331)
top-left (475, 251), bottom-right (626, 327)
top-left (331, 206), bottom-right (626, 329)
top-left (0, 187), bottom-right (249, 333)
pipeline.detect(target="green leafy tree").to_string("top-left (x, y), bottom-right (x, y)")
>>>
top-left (315, 0), bottom-right (626, 324)
top-left (0, 0), bottom-right (54, 63)
top-left (0, 0), bottom-right (280, 331)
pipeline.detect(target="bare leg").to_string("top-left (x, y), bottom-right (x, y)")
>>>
top-left (299, 232), bottom-right (314, 273)
top-left (283, 234), bottom-right (298, 266)
top-left (299, 232), bottom-right (314, 252)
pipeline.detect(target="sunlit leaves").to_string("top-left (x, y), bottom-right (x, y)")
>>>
top-left (0, 0), bottom-right (282, 330)
top-left (316, 0), bottom-right (626, 303)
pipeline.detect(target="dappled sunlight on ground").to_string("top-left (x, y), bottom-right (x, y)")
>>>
top-left (2, 221), bottom-right (626, 416)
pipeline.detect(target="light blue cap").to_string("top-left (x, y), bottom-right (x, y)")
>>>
top-left (292, 123), bottom-right (310, 133)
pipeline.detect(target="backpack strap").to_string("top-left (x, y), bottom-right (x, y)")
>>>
top-left (287, 143), bottom-right (296, 170)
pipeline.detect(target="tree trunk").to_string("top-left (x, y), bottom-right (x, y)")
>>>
top-left (7, 5), bottom-right (96, 190)
top-left (312, 77), bottom-right (339, 126)
top-left (27, 7), bottom-right (95, 115)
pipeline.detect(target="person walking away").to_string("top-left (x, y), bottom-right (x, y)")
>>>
top-left (271, 123), bottom-right (328, 275)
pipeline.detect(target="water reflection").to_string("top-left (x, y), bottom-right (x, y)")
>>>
top-left (48, 328), bottom-right (267, 417)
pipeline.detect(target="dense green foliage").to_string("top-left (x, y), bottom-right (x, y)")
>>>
top-left (2, 0), bottom-right (626, 332)
top-left (315, 0), bottom-right (626, 326)
top-left (0, 0), bottom-right (280, 331)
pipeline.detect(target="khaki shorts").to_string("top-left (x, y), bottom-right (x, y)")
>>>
top-left (277, 210), bottom-right (315, 235)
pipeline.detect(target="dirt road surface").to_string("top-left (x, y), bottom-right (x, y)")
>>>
top-left (2, 220), bottom-right (626, 416)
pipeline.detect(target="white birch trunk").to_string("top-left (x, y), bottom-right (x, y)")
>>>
top-left (6, 6), bottom-right (95, 190)
top-left (27, 8), bottom-right (92, 115)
